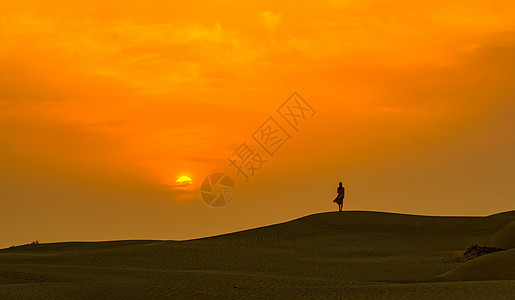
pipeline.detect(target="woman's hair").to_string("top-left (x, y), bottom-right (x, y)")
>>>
top-left (339, 182), bottom-right (342, 186)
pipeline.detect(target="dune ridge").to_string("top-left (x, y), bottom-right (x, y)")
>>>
top-left (1, 210), bottom-right (514, 299)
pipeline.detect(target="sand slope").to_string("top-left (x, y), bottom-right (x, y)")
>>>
top-left (439, 248), bottom-right (515, 281)
top-left (1, 210), bottom-right (514, 299)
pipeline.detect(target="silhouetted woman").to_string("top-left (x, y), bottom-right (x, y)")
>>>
top-left (333, 182), bottom-right (345, 212)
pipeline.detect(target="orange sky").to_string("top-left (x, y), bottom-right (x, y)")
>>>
top-left (1, 0), bottom-right (515, 248)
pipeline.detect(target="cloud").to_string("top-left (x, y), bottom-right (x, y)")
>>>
top-left (260, 11), bottom-right (281, 34)
top-left (375, 106), bottom-right (414, 113)
top-left (2, 0), bottom-right (515, 203)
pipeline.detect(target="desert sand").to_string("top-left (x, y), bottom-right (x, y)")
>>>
top-left (1, 210), bottom-right (514, 299)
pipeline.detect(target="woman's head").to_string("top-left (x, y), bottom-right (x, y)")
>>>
top-left (339, 182), bottom-right (342, 187)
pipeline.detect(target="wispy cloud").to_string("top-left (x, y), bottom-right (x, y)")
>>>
top-left (260, 11), bottom-right (281, 34)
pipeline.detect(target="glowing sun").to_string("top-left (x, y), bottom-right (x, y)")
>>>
top-left (176, 175), bottom-right (193, 185)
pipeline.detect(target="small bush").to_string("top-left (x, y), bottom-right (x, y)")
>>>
top-left (463, 244), bottom-right (503, 260)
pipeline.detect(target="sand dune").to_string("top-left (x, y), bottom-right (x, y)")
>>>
top-left (495, 220), bottom-right (515, 249)
top-left (439, 249), bottom-right (515, 281)
top-left (1, 210), bottom-right (514, 299)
